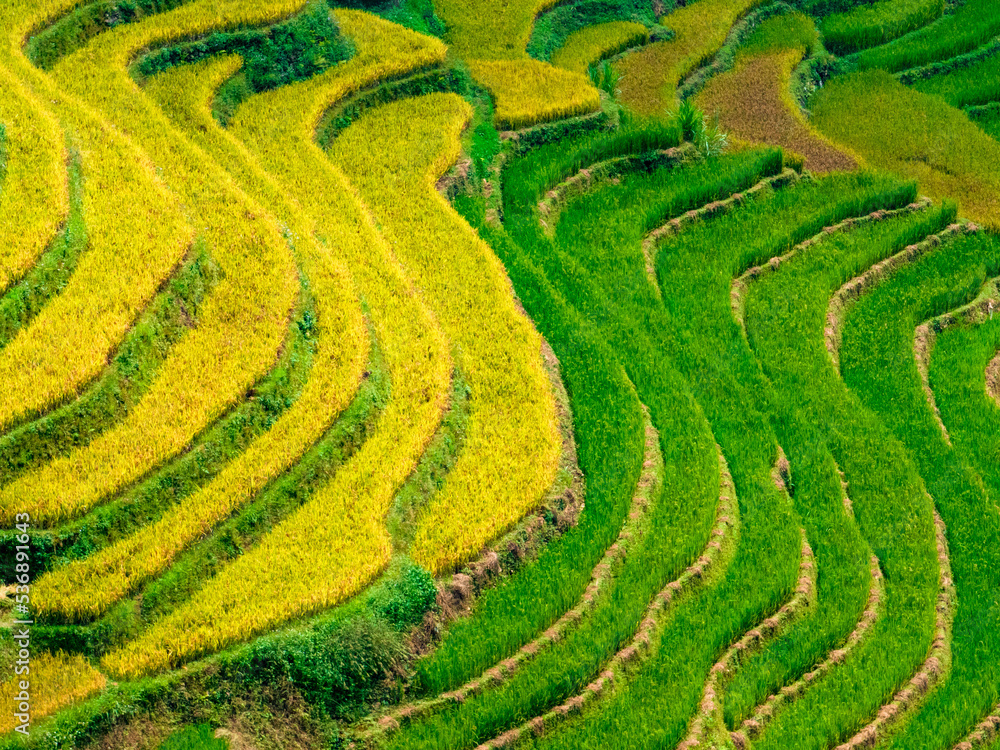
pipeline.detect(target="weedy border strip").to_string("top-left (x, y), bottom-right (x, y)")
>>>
top-left (473, 442), bottom-right (741, 750)
top-left (825, 219), bottom-right (980, 371)
top-left (681, 447), bottom-right (817, 750)
top-left (731, 196), bottom-right (933, 335)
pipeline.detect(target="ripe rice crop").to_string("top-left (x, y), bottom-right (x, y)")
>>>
top-left (467, 59), bottom-right (601, 129)
top-left (551, 21), bottom-right (649, 74)
top-left (616, 0), bottom-right (765, 116)
top-left (28, 15), bottom-right (367, 616)
top-left (0, 2), bottom-right (193, 432)
top-left (0, 0), bottom-right (311, 527)
top-left (0, 68), bottom-right (67, 296)
top-left (820, 0), bottom-right (943, 56)
top-left (330, 93), bottom-right (560, 573)
top-left (0, 652), bottom-right (105, 734)
top-left (434, 0), bottom-right (562, 60)
top-left (812, 70), bottom-right (1000, 229)
top-left (99, 10), bottom-right (456, 677)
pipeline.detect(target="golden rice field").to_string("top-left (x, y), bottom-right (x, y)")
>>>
top-left (1, 0), bottom-right (999, 748)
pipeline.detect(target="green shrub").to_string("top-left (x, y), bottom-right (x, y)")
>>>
top-left (368, 562), bottom-right (438, 630)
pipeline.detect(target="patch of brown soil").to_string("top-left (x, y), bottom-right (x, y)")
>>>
top-left (987, 351), bottom-right (1000, 408)
top-left (695, 50), bottom-right (857, 173)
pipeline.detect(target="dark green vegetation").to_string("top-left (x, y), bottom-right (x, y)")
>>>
top-left (25, 0), bottom-right (194, 69)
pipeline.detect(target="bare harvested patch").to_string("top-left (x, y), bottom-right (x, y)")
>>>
top-left (695, 50), bottom-right (858, 173)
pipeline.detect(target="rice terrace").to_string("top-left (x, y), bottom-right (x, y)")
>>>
top-left (1, 0), bottom-right (1000, 747)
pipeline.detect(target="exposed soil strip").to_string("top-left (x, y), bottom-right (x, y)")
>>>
top-left (680, 448), bottom-right (816, 750)
top-left (832, 507), bottom-right (955, 750)
top-left (731, 198), bottom-right (934, 335)
top-left (914, 276), bottom-right (1000, 416)
top-left (954, 705), bottom-right (1000, 748)
top-left (645, 168), bottom-right (799, 298)
top-left (536, 144), bottom-right (698, 236)
top-left (825, 221), bottom-right (980, 371)
top-left (470, 443), bottom-right (740, 750)
top-left (915, 322), bottom-right (954, 445)
top-left (988, 351), bottom-right (1000, 409)
top-left (730, 462), bottom-right (885, 746)
top-left (362, 399), bottom-right (659, 742)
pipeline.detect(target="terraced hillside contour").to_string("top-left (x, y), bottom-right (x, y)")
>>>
top-left (0, 0), bottom-right (998, 748)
